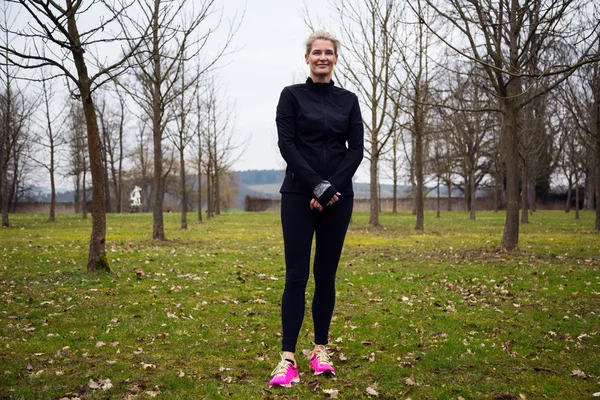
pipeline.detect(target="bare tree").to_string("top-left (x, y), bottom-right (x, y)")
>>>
top-left (122, 0), bottom-right (240, 239)
top-left (201, 76), bottom-right (245, 218)
top-left (68, 101), bottom-right (89, 219)
top-left (421, 0), bottom-right (600, 249)
top-left (0, 0), bottom-right (151, 271)
top-left (96, 85), bottom-right (128, 213)
top-left (131, 121), bottom-right (153, 212)
top-left (30, 73), bottom-right (68, 222)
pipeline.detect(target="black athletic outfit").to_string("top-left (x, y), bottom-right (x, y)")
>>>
top-left (276, 77), bottom-right (364, 353)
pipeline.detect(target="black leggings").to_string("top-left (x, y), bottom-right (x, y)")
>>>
top-left (280, 193), bottom-right (353, 353)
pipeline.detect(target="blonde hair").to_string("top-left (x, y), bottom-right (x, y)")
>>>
top-left (305, 30), bottom-right (340, 56)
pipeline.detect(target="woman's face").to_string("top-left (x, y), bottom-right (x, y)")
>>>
top-left (305, 39), bottom-right (338, 79)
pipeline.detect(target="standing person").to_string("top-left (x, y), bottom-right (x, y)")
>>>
top-left (269, 30), bottom-right (364, 388)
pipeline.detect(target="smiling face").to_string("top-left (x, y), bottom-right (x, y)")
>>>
top-left (305, 39), bottom-right (338, 82)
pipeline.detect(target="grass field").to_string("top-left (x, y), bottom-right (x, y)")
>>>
top-left (0, 210), bottom-right (599, 399)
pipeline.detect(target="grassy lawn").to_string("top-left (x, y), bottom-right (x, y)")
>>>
top-left (0, 210), bottom-right (599, 399)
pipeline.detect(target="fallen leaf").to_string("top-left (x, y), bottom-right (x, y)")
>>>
top-left (308, 380), bottom-right (320, 391)
top-left (323, 388), bottom-right (339, 398)
top-left (141, 362), bottom-right (156, 370)
top-left (366, 386), bottom-right (379, 397)
top-left (88, 378), bottom-right (113, 390)
top-left (166, 312), bottom-right (178, 319)
top-left (178, 370), bottom-right (185, 377)
top-left (339, 353), bottom-right (347, 361)
top-left (571, 369), bottom-right (586, 378)
top-left (405, 376), bottom-right (416, 386)
top-left (96, 341), bottom-right (106, 347)
top-left (592, 392), bottom-right (600, 397)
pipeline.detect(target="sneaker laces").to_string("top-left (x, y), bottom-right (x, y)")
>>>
top-left (271, 354), bottom-right (294, 377)
top-left (313, 345), bottom-right (332, 365)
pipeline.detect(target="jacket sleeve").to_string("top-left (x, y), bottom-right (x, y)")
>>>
top-left (328, 94), bottom-right (364, 190)
top-left (276, 87), bottom-right (326, 192)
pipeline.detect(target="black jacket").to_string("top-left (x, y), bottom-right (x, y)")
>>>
top-left (276, 77), bottom-right (364, 205)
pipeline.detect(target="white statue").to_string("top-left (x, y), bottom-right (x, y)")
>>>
top-left (130, 186), bottom-right (142, 207)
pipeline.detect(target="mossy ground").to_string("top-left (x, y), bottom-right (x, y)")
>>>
top-left (0, 210), bottom-right (598, 399)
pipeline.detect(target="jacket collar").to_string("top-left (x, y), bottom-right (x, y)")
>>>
top-left (306, 76), bottom-right (334, 93)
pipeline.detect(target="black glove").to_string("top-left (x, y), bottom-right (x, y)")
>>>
top-left (313, 181), bottom-right (338, 207)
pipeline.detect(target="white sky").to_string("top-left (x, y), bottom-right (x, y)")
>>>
top-left (212, 0), bottom-right (369, 182)
top-left (16, 0), bottom-right (373, 191)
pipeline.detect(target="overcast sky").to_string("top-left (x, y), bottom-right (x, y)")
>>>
top-left (213, 1), bottom-right (370, 181)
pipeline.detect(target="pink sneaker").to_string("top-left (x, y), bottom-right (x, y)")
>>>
top-left (309, 345), bottom-right (335, 376)
top-left (269, 355), bottom-right (299, 388)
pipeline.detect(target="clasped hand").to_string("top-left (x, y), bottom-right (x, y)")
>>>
top-left (309, 192), bottom-right (340, 212)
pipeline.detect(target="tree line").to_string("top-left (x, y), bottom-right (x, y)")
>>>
top-left (0, 0), bottom-right (243, 271)
top-left (304, 0), bottom-right (600, 250)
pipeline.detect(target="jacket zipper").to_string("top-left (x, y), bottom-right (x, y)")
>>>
top-left (321, 93), bottom-right (329, 172)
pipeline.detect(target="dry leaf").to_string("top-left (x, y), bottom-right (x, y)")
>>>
top-left (366, 386), bottom-right (379, 397)
top-left (166, 311), bottom-right (178, 319)
top-left (96, 341), bottom-right (106, 347)
top-left (141, 362), bottom-right (156, 369)
top-left (323, 388), bottom-right (339, 398)
top-left (88, 378), bottom-right (113, 390)
top-left (178, 370), bottom-right (185, 377)
top-left (571, 369), bottom-right (586, 378)
top-left (339, 353), bottom-right (347, 361)
top-left (308, 380), bottom-right (320, 391)
top-left (405, 376), bottom-right (416, 386)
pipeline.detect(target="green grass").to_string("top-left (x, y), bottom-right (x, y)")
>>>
top-left (0, 210), bottom-right (599, 399)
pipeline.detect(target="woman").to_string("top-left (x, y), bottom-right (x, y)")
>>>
top-left (269, 30), bottom-right (364, 388)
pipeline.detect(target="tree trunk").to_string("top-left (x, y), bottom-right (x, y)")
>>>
top-left (594, 58), bottom-right (600, 231)
top-left (447, 178), bottom-right (452, 211)
top-left (501, 0), bottom-right (521, 251)
top-left (584, 169), bottom-right (593, 209)
top-left (436, 176), bottom-right (440, 218)
top-left (151, 0), bottom-right (165, 240)
top-left (369, 149), bottom-right (380, 226)
top-left (469, 166), bottom-right (476, 220)
top-left (528, 174), bottom-right (536, 214)
top-left (206, 162), bottom-right (212, 219)
top-left (180, 149), bottom-right (187, 229)
top-left (197, 169), bottom-right (203, 223)
top-left (414, 106), bottom-right (424, 231)
top-left (565, 181), bottom-right (572, 213)
top-left (521, 161), bottom-right (529, 224)
top-left (117, 98), bottom-right (125, 213)
top-left (575, 179), bottom-right (580, 220)
top-left (49, 149), bottom-right (56, 222)
top-left (74, 174), bottom-right (80, 214)
top-left (1, 166), bottom-right (8, 227)
top-left (82, 165), bottom-right (88, 219)
top-left (66, 2), bottom-right (109, 272)
top-left (103, 154), bottom-right (111, 213)
top-left (1, 77), bottom-right (11, 227)
top-left (392, 178), bottom-right (397, 214)
top-left (215, 170), bottom-right (221, 215)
